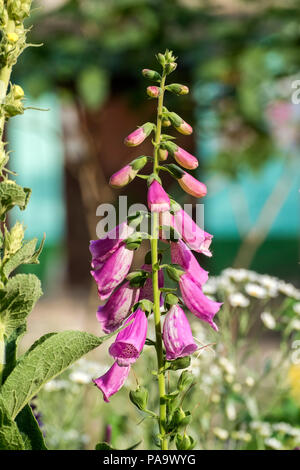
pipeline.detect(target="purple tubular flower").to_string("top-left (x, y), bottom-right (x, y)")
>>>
top-left (109, 308), bottom-right (147, 366)
top-left (171, 239), bottom-right (208, 287)
top-left (163, 305), bottom-right (198, 360)
top-left (179, 273), bottom-right (222, 331)
top-left (139, 264), bottom-right (164, 305)
top-left (93, 362), bottom-right (130, 403)
top-left (147, 180), bottom-right (170, 212)
top-left (124, 122), bottom-right (154, 147)
top-left (91, 244), bottom-right (134, 300)
top-left (96, 281), bottom-right (140, 334)
top-left (89, 222), bottom-right (133, 268)
top-left (173, 208), bottom-right (213, 256)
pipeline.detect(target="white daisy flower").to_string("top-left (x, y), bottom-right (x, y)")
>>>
top-left (228, 292), bottom-right (250, 308)
top-left (293, 303), bottom-right (300, 315)
top-left (278, 282), bottom-right (300, 300)
top-left (213, 427), bottom-right (229, 440)
top-left (264, 437), bottom-right (283, 450)
top-left (69, 371), bottom-right (91, 384)
top-left (226, 402), bottom-right (237, 421)
top-left (290, 318), bottom-right (300, 331)
top-left (261, 311), bottom-right (276, 330)
top-left (219, 357), bottom-right (236, 375)
top-left (245, 283), bottom-right (267, 299)
top-left (245, 376), bottom-right (255, 387)
top-left (231, 430), bottom-right (252, 442)
top-left (44, 379), bottom-right (69, 392)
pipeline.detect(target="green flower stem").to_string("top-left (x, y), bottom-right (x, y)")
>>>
top-left (0, 19), bottom-right (16, 141)
top-left (0, 326), bottom-right (5, 385)
top-left (151, 70), bottom-right (168, 450)
top-left (0, 16), bottom-right (17, 386)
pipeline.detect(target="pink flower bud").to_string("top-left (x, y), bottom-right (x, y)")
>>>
top-left (178, 172), bottom-right (207, 198)
top-left (168, 112), bottom-right (193, 135)
top-left (109, 308), bottom-right (148, 366)
top-left (158, 148), bottom-right (168, 161)
top-left (147, 180), bottom-right (170, 212)
top-left (165, 144), bottom-right (198, 170)
top-left (175, 120), bottom-right (193, 135)
top-left (166, 84), bottom-right (189, 95)
top-left (147, 86), bottom-right (161, 98)
top-left (142, 69), bottom-right (161, 81)
top-left (96, 281), bottom-right (140, 334)
top-left (109, 165), bottom-right (137, 188)
top-left (174, 147), bottom-right (198, 170)
top-left (163, 305), bottom-right (198, 360)
top-left (93, 362), bottom-right (130, 402)
top-left (124, 122), bottom-right (154, 147)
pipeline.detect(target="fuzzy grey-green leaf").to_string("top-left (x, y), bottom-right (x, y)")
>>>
top-left (0, 273), bottom-right (42, 338)
top-left (0, 330), bottom-right (114, 419)
top-left (2, 238), bottom-right (37, 278)
top-left (0, 182), bottom-right (31, 220)
top-left (0, 397), bottom-right (25, 450)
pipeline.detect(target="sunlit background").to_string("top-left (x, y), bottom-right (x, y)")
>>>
top-left (6, 0), bottom-right (300, 449)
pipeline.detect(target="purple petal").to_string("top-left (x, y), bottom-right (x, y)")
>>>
top-left (93, 362), bottom-right (130, 402)
top-left (89, 222), bottom-right (133, 268)
top-left (109, 308), bottom-right (148, 366)
top-left (96, 281), bottom-right (140, 334)
top-left (171, 239), bottom-right (208, 287)
top-left (173, 209), bottom-right (212, 255)
top-left (179, 273), bottom-right (222, 331)
top-left (91, 245), bottom-right (134, 300)
top-left (163, 305), bottom-right (198, 360)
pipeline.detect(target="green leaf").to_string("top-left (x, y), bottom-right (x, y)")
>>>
top-left (95, 440), bottom-right (142, 451)
top-left (2, 239), bottom-right (37, 278)
top-left (95, 442), bottom-right (114, 450)
top-left (0, 330), bottom-right (115, 419)
top-left (2, 234), bottom-right (45, 279)
top-left (125, 440), bottom-right (142, 450)
top-left (15, 405), bottom-right (47, 450)
top-left (1, 325), bottom-right (26, 383)
top-left (0, 182), bottom-right (31, 220)
top-left (0, 274), bottom-right (42, 339)
top-left (0, 397), bottom-right (25, 450)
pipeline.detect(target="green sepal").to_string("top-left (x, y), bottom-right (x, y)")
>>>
top-left (167, 355), bottom-right (191, 371)
top-left (130, 156), bottom-right (148, 171)
top-left (129, 386), bottom-right (149, 411)
top-left (177, 370), bottom-right (194, 391)
top-left (125, 232), bottom-right (143, 251)
top-left (137, 299), bottom-right (153, 315)
top-left (163, 164), bottom-right (185, 179)
top-left (127, 270), bottom-right (149, 288)
top-left (164, 293), bottom-right (179, 310)
top-left (166, 264), bottom-right (185, 282)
